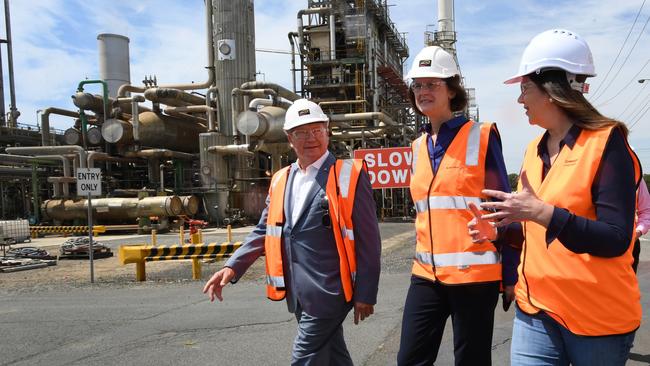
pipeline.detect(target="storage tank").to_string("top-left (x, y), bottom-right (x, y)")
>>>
top-left (97, 33), bottom-right (131, 98)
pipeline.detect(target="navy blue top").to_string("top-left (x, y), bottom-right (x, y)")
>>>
top-left (539, 125), bottom-right (637, 256)
top-left (423, 115), bottom-right (520, 285)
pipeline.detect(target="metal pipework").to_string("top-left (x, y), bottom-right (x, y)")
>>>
top-left (87, 151), bottom-right (140, 169)
top-left (236, 106), bottom-right (287, 142)
top-left (249, 97), bottom-right (291, 110)
top-left (143, 88), bottom-right (206, 107)
top-left (40, 108), bottom-right (80, 146)
top-left (72, 92), bottom-right (114, 114)
top-left (0, 154), bottom-right (72, 197)
top-left (41, 196), bottom-right (184, 221)
top-left (4, 0), bottom-right (17, 127)
top-left (124, 148), bottom-right (195, 161)
top-left (297, 7), bottom-right (332, 54)
top-left (180, 195), bottom-right (199, 216)
top-left (116, 1), bottom-right (214, 98)
top-left (288, 32), bottom-right (298, 93)
top-left (116, 95), bottom-right (145, 140)
top-left (102, 112), bottom-right (205, 153)
top-left (6, 146), bottom-right (88, 168)
top-left (319, 100), bottom-right (369, 109)
top-left (239, 81), bottom-right (301, 102)
top-left (207, 144), bottom-right (254, 157)
top-left (164, 105), bottom-right (215, 131)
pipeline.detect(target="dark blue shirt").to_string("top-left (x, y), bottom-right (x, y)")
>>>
top-left (539, 125), bottom-right (637, 256)
top-left (424, 115), bottom-right (520, 285)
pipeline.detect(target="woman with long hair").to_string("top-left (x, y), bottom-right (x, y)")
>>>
top-left (470, 29), bottom-right (642, 365)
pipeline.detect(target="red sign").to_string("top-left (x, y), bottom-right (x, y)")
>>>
top-left (354, 147), bottom-right (412, 189)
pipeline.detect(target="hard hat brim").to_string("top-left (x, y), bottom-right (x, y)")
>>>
top-left (284, 116), bottom-right (329, 131)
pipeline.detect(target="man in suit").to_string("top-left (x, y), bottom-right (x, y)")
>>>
top-left (203, 98), bottom-right (381, 366)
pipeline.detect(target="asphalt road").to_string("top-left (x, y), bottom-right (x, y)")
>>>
top-left (1, 224), bottom-right (649, 365)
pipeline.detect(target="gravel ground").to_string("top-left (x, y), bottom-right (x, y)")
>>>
top-left (0, 222), bottom-right (415, 294)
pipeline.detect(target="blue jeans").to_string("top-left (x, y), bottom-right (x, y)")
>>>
top-left (511, 305), bottom-right (636, 366)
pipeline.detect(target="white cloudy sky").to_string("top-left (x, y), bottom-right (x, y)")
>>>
top-left (4, 0), bottom-right (650, 173)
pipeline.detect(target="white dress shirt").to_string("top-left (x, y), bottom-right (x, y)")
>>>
top-left (290, 151), bottom-right (329, 224)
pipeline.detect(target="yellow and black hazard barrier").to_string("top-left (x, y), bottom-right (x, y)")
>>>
top-left (118, 241), bottom-right (242, 281)
top-left (30, 225), bottom-right (106, 238)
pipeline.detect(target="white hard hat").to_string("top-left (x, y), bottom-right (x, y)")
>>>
top-left (504, 29), bottom-right (596, 84)
top-left (284, 99), bottom-right (329, 130)
top-left (405, 46), bottom-right (460, 80)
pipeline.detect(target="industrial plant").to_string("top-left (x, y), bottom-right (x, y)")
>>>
top-left (0, 0), bottom-right (471, 231)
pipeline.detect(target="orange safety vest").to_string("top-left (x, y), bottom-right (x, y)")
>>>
top-left (516, 126), bottom-right (642, 336)
top-left (264, 159), bottom-right (365, 302)
top-left (409, 121), bottom-right (501, 284)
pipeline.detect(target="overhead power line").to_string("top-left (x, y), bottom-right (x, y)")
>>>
top-left (596, 58), bottom-right (650, 107)
top-left (618, 80), bottom-right (649, 120)
top-left (591, 0), bottom-right (646, 99)
top-left (593, 15), bottom-right (650, 103)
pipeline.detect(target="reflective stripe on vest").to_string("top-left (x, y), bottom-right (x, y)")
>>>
top-left (264, 159), bottom-right (364, 302)
top-left (415, 250), bottom-right (500, 268)
top-left (516, 126), bottom-right (641, 336)
top-left (414, 196), bottom-right (482, 213)
top-left (410, 121), bottom-right (483, 174)
top-left (409, 121), bottom-right (500, 284)
top-left (266, 275), bottom-right (285, 287)
top-left (266, 225), bottom-right (282, 237)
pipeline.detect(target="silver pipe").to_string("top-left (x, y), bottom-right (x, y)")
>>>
top-left (37, 155), bottom-right (70, 196)
top-left (206, 86), bottom-right (220, 132)
top-left (159, 163), bottom-right (165, 192)
top-left (123, 149), bottom-right (195, 160)
top-left (239, 81), bottom-right (301, 101)
top-left (143, 88), bottom-right (206, 106)
top-left (248, 98), bottom-right (273, 110)
top-left (4, 0), bottom-right (17, 127)
top-left (207, 144), bottom-right (254, 157)
top-left (329, 112), bottom-right (398, 126)
top-left (164, 105), bottom-right (215, 130)
top-left (116, 1), bottom-right (214, 97)
top-left (288, 32), bottom-right (298, 93)
top-left (329, 13), bottom-right (336, 61)
top-left (297, 7), bottom-right (331, 54)
top-left (40, 108), bottom-right (80, 146)
top-left (6, 146), bottom-right (87, 168)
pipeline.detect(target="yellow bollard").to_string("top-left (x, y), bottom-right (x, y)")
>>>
top-left (198, 228), bottom-right (203, 244)
top-left (190, 231), bottom-right (201, 244)
top-left (179, 226), bottom-right (185, 244)
top-left (227, 225), bottom-right (232, 243)
top-left (136, 262), bottom-right (146, 281)
top-left (192, 258), bottom-right (201, 280)
top-left (151, 229), bottom-right (157, 246)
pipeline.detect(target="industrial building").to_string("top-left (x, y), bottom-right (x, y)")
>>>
top-left (0, 0), bottom-right (470, 229)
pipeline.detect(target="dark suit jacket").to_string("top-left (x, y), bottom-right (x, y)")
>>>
top-left (225, 152), bottom-right (381, 318)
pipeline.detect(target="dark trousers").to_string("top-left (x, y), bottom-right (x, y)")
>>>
top-left (397, 276), bottom-right (500, 366)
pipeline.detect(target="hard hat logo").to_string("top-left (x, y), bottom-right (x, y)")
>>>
top-left (419, 60), bottom-right (432, 67)
top-left (298, 109), bottom-right (311, 116)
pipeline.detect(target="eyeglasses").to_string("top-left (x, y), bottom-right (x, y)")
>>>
top-left (520, 81), bottom-right (536, 96)
top-left (411, 80), bottom-right (445, 92)
top-left (289, 127), bottom-right (328, 140)
top-left (320, 196), bottom-right (331, 228)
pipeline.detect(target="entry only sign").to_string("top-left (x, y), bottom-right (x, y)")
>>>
top-left (353, 147), bottom-right (412, 189)
top-left (76, 168), bottom-right (102, 196)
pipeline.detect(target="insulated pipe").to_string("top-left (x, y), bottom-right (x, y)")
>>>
top-left (72, 92), bottom-right (114, 114)
top-left (123, 149), bottom-right (195, 160)
top-left (116, 1), bottom-right (214, 98)
top-left (329, 112), bottom-right (398, 126)
top-left (159, 163), bottom-right (165, 192)
top-left (143, 88), bottom-right (206, 107)
top-left (38, 155), bottom-right (71, 196)
top-left (87, 151), bottom-right (140, 169)
top-left (164, 105), bottom-right (215, 130)
top-left (206, 86), bottom-right (220, 132)
top-left (207, 144), bottom-right (254, 157)
top-left (319, 100), bottom-right (368, 108)
top-left (231, 88), bottom-right (278, 140)
top-left (0, 154), bottom-right (71, 197)
top-left (6, 146), bottom-right (87, 168)
top-left (248, 98), bottom-right (273, 110)
top-left (288, 32), bottom-right (298, 93)
top-left (40, 108), bottom-right (80, 146)
top-left (239, 81), bottom-right (301, 102)
top-left (297, 7), bottom-right (331, 54)
top-left (41, 196), bottom-right (184, 221)
top-left (329, 13), bottom-right (336, 61)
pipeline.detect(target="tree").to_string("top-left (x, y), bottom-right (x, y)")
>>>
top-left (508, 173), bottom-right (519, 192)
